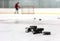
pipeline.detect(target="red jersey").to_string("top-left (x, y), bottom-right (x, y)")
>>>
top-left (15, 3), bottom-right (19, 9)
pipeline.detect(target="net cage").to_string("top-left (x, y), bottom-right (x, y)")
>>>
top-left (21, 6), bottom-right (34, 14)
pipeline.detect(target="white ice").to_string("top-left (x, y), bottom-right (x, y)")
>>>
top-left (0, 14), bottom-right (60, 41)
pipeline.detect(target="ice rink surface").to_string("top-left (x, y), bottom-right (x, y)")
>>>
top-left (0, 14), bottom-right (60, 41)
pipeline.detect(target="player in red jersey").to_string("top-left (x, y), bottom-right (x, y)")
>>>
top-left (15, 2), bottom-right (20, 14)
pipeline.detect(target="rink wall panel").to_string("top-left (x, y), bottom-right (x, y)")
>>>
top-left (0, 8), bottom-right (60, 14)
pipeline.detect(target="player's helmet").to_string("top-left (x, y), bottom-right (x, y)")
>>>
top-left (17, 2), bottom-right (19, 4)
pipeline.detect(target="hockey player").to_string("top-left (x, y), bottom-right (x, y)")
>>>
top-left (15, 2), bottom-right (20, 14)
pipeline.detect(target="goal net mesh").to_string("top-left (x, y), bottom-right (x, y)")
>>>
top-left (21, 6), bottom-right (34, 14)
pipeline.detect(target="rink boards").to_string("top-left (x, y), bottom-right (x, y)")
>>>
top-left (0, 8), bottom-right (60, 14)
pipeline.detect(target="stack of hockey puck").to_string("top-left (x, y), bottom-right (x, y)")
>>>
top-left (25, 26), bottom-right (51, 35)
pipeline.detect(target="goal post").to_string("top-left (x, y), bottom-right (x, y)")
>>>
top-left (21, 6), bottom-right (34, 14)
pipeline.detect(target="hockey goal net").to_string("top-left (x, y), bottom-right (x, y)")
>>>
top-left (21, 6), bottom-right (34, 14)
